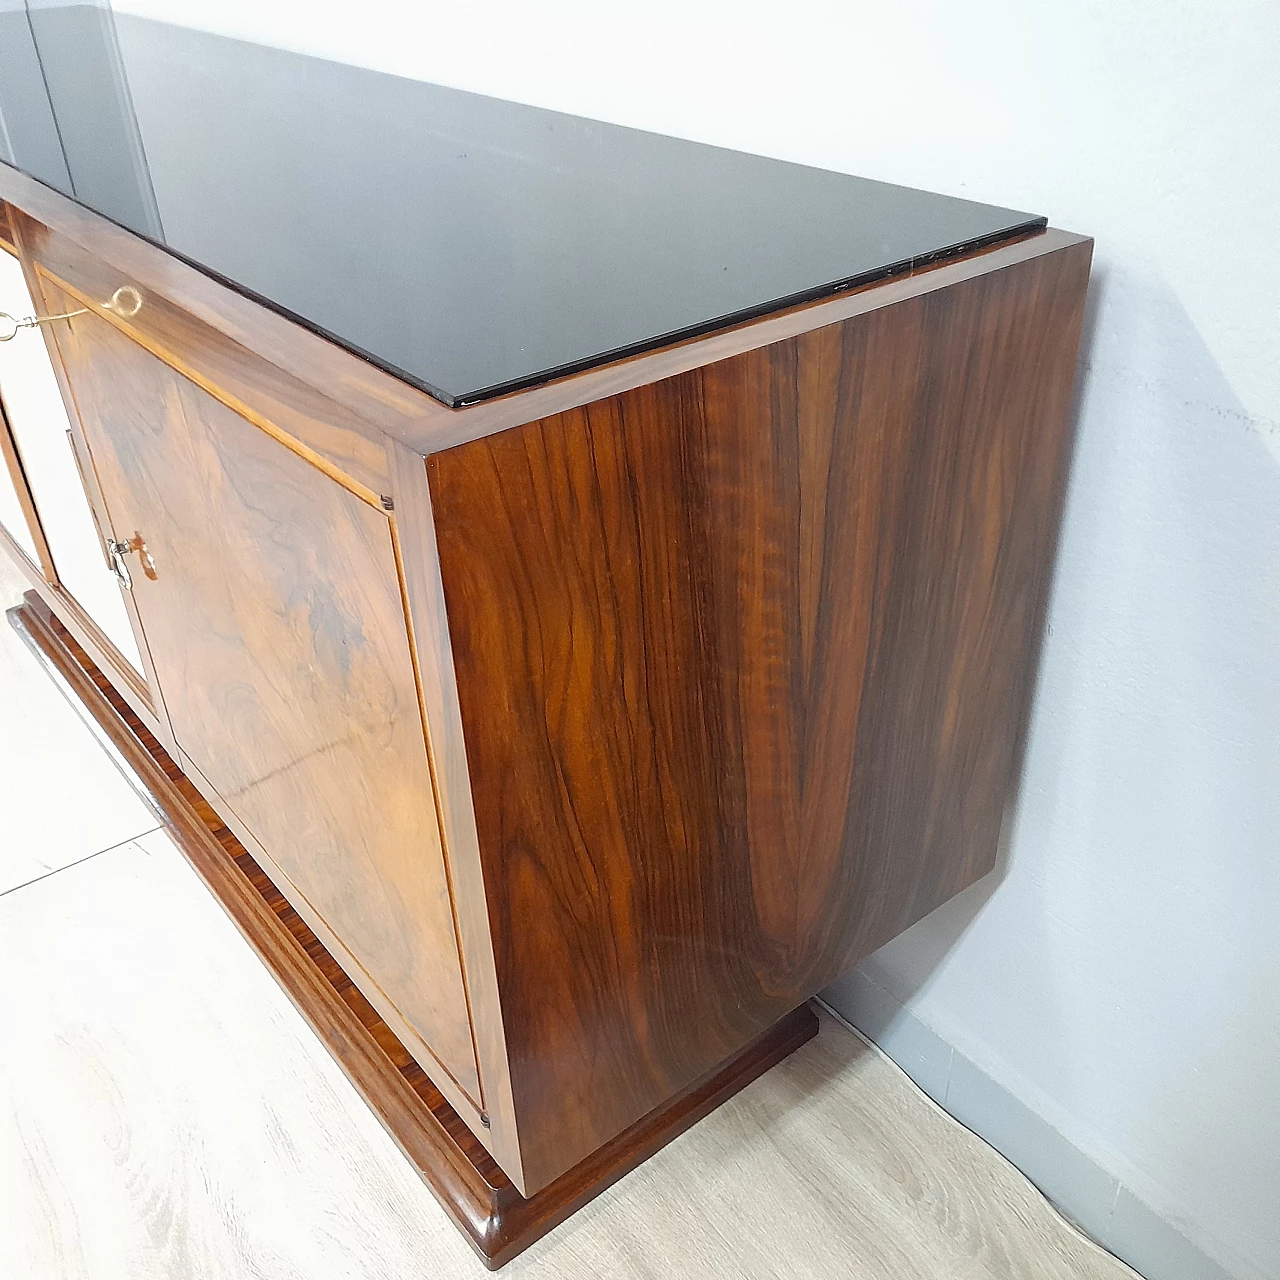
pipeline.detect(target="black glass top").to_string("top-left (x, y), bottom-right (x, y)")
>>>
top-left (0, 9), bottom-right (1045, 407)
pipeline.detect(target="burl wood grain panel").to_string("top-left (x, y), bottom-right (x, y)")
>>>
top-left (429, 238), bottom-right (1092, 1191)
top-left (48, 294), bottom-right (482, 1102)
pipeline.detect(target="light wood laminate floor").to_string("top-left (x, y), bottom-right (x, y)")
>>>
top-left (0, 554), bottom-right (1136, 1280)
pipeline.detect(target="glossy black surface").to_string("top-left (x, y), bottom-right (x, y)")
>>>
top-left (1, 11), bottom-right (1045, 407)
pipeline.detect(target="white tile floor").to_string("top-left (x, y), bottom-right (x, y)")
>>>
top-left (0, 552), bottom-right (1137, 1279)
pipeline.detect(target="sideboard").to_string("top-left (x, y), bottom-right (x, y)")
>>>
top-left (0, 16), bottom-right (1091, 1268)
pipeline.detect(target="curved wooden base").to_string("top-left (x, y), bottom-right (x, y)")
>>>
top-left (9, 591), bottom-right (818, 1269)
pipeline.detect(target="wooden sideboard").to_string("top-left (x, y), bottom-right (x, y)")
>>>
top-left (0, 39), bottom-right (1091, 1265)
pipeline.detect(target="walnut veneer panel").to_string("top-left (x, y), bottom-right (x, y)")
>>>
top-left (429, 237), bottom-right (1092, 1190)
top-left (49, 296), bottom-right (481, 1103)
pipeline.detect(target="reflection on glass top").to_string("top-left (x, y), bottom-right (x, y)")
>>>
top-left (0, 10), bottom-right (1045, 407)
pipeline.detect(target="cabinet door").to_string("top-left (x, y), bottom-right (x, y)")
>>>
top-left (53, 299), bottom-right (482, 1103)
top-left (0, 248), bottom-right (145, 673)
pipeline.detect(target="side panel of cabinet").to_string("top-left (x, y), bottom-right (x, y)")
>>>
top-left (51, 296), bottom-right (483, 1105)
top-left (429, 239), bottom-right (1092, 1191)
top-left (0, 246), bottom-right (146, 673)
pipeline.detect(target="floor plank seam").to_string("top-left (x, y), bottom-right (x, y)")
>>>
top-left (0, 827), bottom-right (162, 902)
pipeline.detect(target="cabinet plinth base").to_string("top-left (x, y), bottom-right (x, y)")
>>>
top-left (9, 591), bottom-right (819, 1269)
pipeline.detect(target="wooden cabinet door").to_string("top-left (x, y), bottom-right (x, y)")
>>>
top-left (0, 248), bottom-right (145, 673)
top-left (52, 298), bottom-right (482, 1103)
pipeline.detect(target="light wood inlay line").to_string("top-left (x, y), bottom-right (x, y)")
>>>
top-left (387, 507), bottom-right (488, 1113)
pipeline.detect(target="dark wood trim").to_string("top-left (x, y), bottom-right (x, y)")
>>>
top-left (8, 590), bottom-right (818, 1269)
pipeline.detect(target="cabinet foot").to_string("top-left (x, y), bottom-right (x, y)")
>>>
top-left (9, 590), bottom-right (818, 1269)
